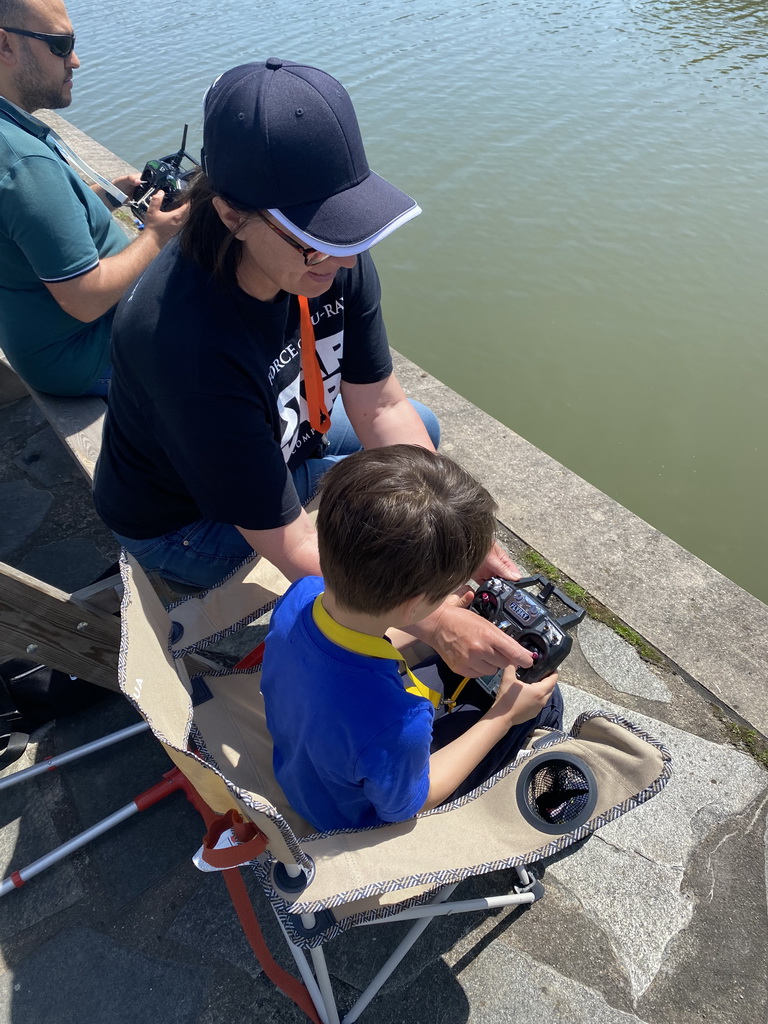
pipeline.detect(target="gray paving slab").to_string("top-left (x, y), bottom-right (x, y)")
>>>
top-left (635, 795), bottom-right (768, 1024)
top-left (0, 481), bottom-right (52, 559)
top-left (577, 617), bottom-right (672, 703)
top-left (17, 538), bottom-right (114, 593)
top-left (0, 926), bottom-right (207, 1024)
top-left (448, 942), bottom-right (651, 1024)
top-left (554, 685), bottom-right (766, 999)
top-left (0, 729), bottom-right (84, 950)
top-left (333, 956), bottom-right (472, 1024)
top-left (13, 428), bottom-right (79, 488)
top-left (54, 701), bottom-right (203, 909)
top-left (0, 398), bottom-right (44, 446)
top-left (322, 873), bottom-right (494, 994)
top-left (167, 872), bottom-right (265, 981)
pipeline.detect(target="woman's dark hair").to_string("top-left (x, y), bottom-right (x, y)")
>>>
top-left (317, 445), bottom-right (498, 615)
top-left (178, 170), bottom-right (255, 284)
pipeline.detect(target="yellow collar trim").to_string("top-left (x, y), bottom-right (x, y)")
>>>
top-left (312, 594), bottom-right (441, 709)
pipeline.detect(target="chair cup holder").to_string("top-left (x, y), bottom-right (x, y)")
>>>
top-left (516, 752), bottom-right (598, 835)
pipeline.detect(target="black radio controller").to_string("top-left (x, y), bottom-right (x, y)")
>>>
top-left (471, 575), bottom-right (585, 688)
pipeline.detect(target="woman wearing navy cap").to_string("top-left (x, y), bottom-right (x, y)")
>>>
top-left (93, 58), bottom-right (530, 680)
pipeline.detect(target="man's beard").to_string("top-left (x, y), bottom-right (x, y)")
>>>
top-left (15, 40), bottom-right (70, 112)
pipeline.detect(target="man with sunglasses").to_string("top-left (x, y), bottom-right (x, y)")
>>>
top-left (94, 58), bottom-right (529, 682)
top-left (0, 0), bottom-right (185, 396)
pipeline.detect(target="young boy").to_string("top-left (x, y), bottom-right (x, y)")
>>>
top-left (260, 445), bottom-right (562, 832)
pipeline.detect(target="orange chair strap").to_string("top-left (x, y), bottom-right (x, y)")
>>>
top-left (199, 808), bottom-right (268, 869)
top-left (171, 770), bottom-right (322, 1024)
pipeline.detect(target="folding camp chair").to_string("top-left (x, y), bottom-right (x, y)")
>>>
top-left (118, 552), bottom-right (672, 1024)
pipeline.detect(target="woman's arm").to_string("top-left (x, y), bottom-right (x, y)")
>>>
top-left (340, 373), bottom-right (436, 450)
top-left (236, 508), bottom-right (321, 581)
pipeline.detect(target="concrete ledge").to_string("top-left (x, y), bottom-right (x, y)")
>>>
top-left (0, 360), bottom-right (27, 407)
top-left (38, 109), bottom-right (137, 181)
top-left (394, 352), bottom-right (768, 736)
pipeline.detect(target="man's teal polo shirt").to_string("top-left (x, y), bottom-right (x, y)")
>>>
top-left (0, 98), bottom-right (129, 394)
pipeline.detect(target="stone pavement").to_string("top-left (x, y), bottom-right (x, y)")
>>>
top-left (1, 381), bottom-right (766, 1024)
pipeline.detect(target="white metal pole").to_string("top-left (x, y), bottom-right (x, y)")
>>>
top-left (361, 890), bottom-right (535, 926)
top-left (275, 914), bottom-right (331, 1024)
top-left (0, 801), bottom-right (139, 897)
top-left (1, 769), bottom-right (184, 897)
top-left (342, 883), bottom-right (459, 1024)
top-left (0, 722), bottom-right (149, 792)
top-left (308, 942), bottom-right (341, 1024)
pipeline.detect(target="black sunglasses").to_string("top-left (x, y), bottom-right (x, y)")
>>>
top-left (1, 27), bottom-right (76, 58)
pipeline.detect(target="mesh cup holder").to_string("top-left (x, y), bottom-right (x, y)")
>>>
top-left (516, 752), bottom-right (598, 835)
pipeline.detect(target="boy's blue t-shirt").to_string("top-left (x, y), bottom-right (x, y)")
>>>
top-left (261, 576), bottom-right (434, 832)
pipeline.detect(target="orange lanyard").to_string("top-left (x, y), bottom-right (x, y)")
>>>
top-left (298, 295), bottom-right (331, 435)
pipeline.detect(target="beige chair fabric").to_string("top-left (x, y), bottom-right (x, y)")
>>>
top-left (118, 553), bottom-right (672, 947)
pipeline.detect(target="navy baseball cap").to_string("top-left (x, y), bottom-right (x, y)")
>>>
top-left (201, 58), bottom-right (421, 257)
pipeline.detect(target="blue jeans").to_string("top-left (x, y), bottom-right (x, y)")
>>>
top-left (114, 398), bottom-right (440, 590)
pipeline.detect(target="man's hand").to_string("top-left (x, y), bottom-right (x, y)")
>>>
top-left (112, 172), bottom-right (142, 198)
top-left (413, 591), bottom-right (534, 678)
top-left (494, 669), bottom-right (559, 726)
top-left (141, 190), bottom-right (189, 246)
top-left (475, 540), bottom-right (521, 583)
top-left (90, 173), bottom-right (141, 210)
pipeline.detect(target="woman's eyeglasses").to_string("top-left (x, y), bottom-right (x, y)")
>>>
top-left (253, 211), bottom-right (331, 267)
top-left (1, 27), bottom-right (76, 58)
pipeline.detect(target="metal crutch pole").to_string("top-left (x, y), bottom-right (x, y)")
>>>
top-left (0, 768), bottom-right (184, 897)
top-left (0, 721), bottom-right (149, 792)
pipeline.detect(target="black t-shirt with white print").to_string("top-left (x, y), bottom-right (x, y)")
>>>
top-left (93, 238), bottom-right (392, 539)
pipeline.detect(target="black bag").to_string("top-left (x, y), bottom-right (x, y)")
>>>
top-left (0, 659), bottom-right (104, 770)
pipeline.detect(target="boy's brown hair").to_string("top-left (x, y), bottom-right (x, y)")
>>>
top-left (317, 445), bottom-right (497, 615)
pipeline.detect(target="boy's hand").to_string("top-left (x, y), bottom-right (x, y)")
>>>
top-left (494, 669), bottom-right (559, 726)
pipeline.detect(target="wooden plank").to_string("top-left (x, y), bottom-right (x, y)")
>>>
top-left (0, 350), bottom-right (105, 482)
top-left (0, 561), bottom-right (120, 691)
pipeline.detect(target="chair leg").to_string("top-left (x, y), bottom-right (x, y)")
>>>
top-left (267, 872), bottom-right (543, 1023)
top-left (275, 913), bottom-right (336, 1024)
top-left (309, 942), bottom-right (342, 1024)
top-left (342, 883), bottom-right (459, 1024)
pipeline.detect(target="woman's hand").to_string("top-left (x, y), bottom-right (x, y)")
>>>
top-left (474, 540), bottom-right (521, 582)
top-left (412, 591), bottom-right (534, 678)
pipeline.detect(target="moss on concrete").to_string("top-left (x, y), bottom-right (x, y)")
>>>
top-left (709, 707), bottom-right (768, 769)
top-left (521, 547), bottom-right (663, 665)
